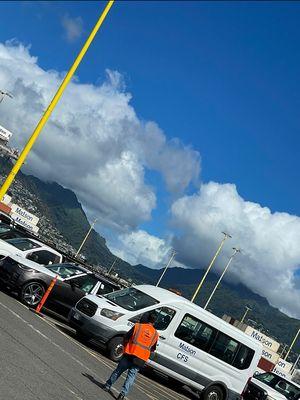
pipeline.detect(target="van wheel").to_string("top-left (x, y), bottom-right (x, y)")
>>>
top-left (107, 337), bottom-right (124, 362)
top-left (201, 386), bottom-right (224, 400)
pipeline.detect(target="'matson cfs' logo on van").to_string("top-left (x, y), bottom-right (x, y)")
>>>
top-left (177, 342), bottom-right (197, 362)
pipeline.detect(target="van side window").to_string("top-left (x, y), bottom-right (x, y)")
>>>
top-left (210, 333), bottom-right (239, 364)
top-left (232, 344), bottom-right (254, 370)
top-left (175, 314), bottom-right (216, 351)
top-left (129, 307), bottom-right (176, 331)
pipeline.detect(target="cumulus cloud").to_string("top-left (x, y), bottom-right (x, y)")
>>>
top-left (171, 182), bottom-right (300, 318)
top-left (61, 14), bottom-right (84, 43)
top-left (0, 42), bottom-right (200, 229)
top-left (109, 229), bottom-right (172, 269)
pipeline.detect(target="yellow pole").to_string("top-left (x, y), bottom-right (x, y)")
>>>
top-left (191, 232), bottom-right (231, 303)
top-left (284, 328), bottom-right (300, 360)
top-left (0, 0), bottom-right (115, 201)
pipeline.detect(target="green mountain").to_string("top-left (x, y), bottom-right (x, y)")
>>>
top-left (0, 158), bottom-right (299, 356)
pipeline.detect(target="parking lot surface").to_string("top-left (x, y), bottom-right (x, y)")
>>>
top-left (0, 290), bottom-right (197, 400)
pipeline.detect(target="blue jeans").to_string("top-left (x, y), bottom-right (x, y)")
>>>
top-left (105, 355), bottom-right (140, 396)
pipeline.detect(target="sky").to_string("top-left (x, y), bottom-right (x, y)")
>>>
top-left (0, 1), bottom-right (300, 318)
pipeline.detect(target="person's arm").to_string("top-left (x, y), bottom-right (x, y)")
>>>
top-left (150, 332), bottom-right (158, 353)
top-left (123, 327), bottom-right (134, 345)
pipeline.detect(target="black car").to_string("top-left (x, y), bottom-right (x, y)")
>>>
top-left (0, 257), bottom-right (120, 317)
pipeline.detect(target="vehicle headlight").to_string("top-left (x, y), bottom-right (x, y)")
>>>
top-left (17, 264), bottom-right (35, 272)
top-left (100, 308), bottom-right (124, 320)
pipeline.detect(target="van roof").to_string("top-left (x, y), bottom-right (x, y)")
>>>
top-left (136, 284), bottom-right (263, 350)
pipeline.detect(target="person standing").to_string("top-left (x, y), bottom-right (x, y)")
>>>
top-left (102, 312), bottom-right (158, 399)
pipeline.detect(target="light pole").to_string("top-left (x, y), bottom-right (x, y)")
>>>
top-left (204, 247), bottom-right (241, 310)
top-left (75, 218), bottom-right (98, 257)
top-left (108, 256), bottom-right (118, 274)
top-left (284, 328), bottom-right (300, 361)
top-left (156, 250), bottom-right (176, 287)
top-left (0, 90), bottom-right (13, 104)
top-left (241, 305), bottom-right (252, 323)
top-left (191, 232), bottom-right (231, 303)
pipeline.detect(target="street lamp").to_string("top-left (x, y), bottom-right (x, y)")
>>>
top-left (156, 250), bottom-right (177, 287)
top-left (75, 217), bottom-right (98, 257)
top-left (204, 247), bottom-right (241, 310)
top-left (191, 232), bottom-right (231, 303)
top-left (0, 90), bottom-right (13, 104)
top-left (241, 305), bottom-right (252, 323)
top-left (284, 327), bottom-right (300, 361)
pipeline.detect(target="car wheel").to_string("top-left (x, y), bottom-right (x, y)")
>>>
top-left (107, 337), bottom-right (124, 362)
top-left (20, 282), bottom-right (45, 307)
top-left (201, 386), bottom-right (224, 400)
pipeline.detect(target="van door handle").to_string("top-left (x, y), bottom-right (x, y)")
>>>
top-left (159, 335), bottom-right (166, 340)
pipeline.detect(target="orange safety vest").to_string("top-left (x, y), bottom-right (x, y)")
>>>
top-left (124, 323), bottom-right (158, 361)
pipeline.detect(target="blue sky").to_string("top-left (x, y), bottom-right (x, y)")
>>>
top-left (1, 1), bottom-right (300, 315)
top-left (1, 1), bottom-right (300, 217)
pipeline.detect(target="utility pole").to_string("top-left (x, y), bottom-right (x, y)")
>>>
top-left (241, 305), bottom-right (252, 323)
top-left (75, 218), bottom-right (98, 257)
top-left (204, 247), bottom-right (240, 310)
top-left (191, 232), bottom-right (231, 303)
top-left (285, 328), bottom-right (300, 361)
top-left (156, 250), bottom-right (176, 287)
top-left (108, 256), bottom-right (118, 274)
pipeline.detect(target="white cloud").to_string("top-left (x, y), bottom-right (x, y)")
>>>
top-left (109, 230), bottom-right (172, 268)
top-left (171, 182), bottom-right (300, 318)
top-left (61, 14), bottom-right (84, 43)
top-left (0, 42), bottom-right (200, 230)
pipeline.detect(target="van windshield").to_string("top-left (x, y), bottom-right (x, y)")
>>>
top-left (105, 287), bottom-right (159, 311)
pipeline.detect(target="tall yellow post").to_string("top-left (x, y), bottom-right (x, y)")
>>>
top-left (191, 232), bottom-right (231, 303)
top-left (0, 0), bottom-right (115, 200)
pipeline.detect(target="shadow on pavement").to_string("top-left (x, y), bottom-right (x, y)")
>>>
top-left (82, 373), bottom-right (116, 399)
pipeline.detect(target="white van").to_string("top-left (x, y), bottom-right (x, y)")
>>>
top-left (69, 285), bottom-right (262, 400)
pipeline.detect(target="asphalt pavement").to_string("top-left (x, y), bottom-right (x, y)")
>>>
top-left (0, 289), bottom-right (198, 400)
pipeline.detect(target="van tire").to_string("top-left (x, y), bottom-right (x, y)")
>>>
top-left (107, 337), bottom-right (124, 362)
top-left (201, 385), bottom-right (224, 400)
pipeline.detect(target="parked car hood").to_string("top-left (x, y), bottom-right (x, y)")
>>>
top-left (4, 253), bottom-right (62, 280)
top-left (251, 378), bottom-right (287, 400)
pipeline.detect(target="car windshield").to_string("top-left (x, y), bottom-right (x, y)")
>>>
top-left (47, 264), bottom-right (85, 279)
top-left (0, 225), bottom-right (10, 234)
top-left (6, 238), bottom-right (41, 251)
top-left (255, 373), bottom-right (300, 400)
top-left (105, 287), bottom-right (159, 311)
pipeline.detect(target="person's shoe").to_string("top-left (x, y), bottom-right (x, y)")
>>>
top-left (117, 393), bottom-right (125, 400)
top-left (101, 384), bottom-right (111, 392)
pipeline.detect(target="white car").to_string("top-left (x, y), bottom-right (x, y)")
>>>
top-left (0, 237), bottom-right (63, 265)
top-left (244, 371), bottom-right (300, 400)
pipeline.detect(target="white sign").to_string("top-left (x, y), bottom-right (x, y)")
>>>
top-left (0, 124), bottom-right (13, 142)
top-left (11, 215), bottom-right (39, 234)
top-left (10, 204), bottom-right (39, 225)
top-left (2, 194), bottom-right (11, 205)
top-left (273, 366), bottom-right (292, 380)
top-left (276, 359), bottom-right (293, 374)
top-left (245, 327), bottom-right (280, 353)
top-left (261, 347), bottom-right (280, 364)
